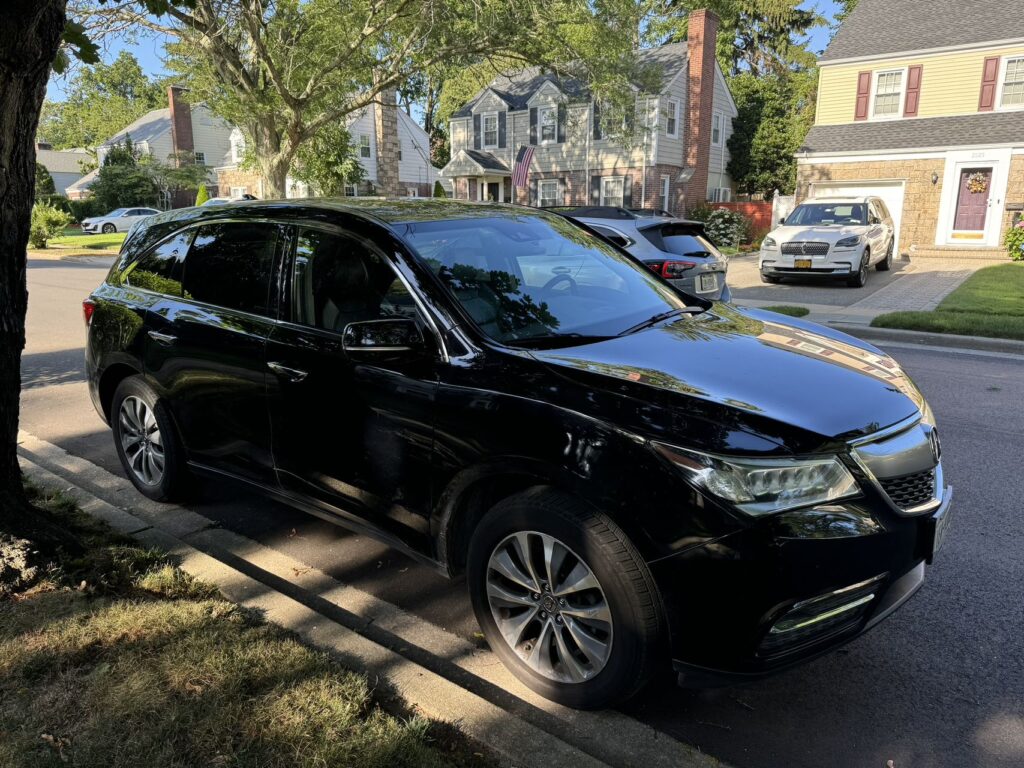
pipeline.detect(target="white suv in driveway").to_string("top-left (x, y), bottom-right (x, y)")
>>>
top-left (759, 196), bottom-right (895, 287)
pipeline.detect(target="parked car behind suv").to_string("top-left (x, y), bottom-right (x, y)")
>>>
top-left (760, 196), bottom-right (895, 287)
top-left (550, 206), bottom-right (731, 301)
top-left (81, 207), bottom-right (161, 234)
top-left (85, 199), bottom-right (951, 709)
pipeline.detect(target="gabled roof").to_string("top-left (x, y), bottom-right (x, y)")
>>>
top-left (36, 147), bottom-right (89, 174)
top-left (821, 0), bottom-right (1019, 63)
top-left (101, 107), bottom-right (173, 147)
top-left (464, 150), bottom-right (510, 172)
top-left (439, 149), bottom-right (511, 177)
top-left (799, 112), bottom-right (1024, 154)
top-left (452, 42), bottom-right (688, 118)
top-left (65, 167), bottom-right (98, 193)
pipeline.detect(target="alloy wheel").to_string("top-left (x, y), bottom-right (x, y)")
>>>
top-left (118, 395), bottom-right (164, 485)
top-left (485, 530), bottom-right (613, 683)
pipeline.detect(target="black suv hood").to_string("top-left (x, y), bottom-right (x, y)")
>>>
top-left (527, 306), bottom-right (924, 447)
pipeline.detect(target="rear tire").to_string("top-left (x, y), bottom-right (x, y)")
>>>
top-left (876, 240), bottom-right (894, 271)
top-left (101, 222), bottom-right (116, 234)
top-left (467, 487), bottom-right (664, 709)
top-left (111, 376), bottom-right (189, 501)
top-left (846, 250), bottom-right (869, 287)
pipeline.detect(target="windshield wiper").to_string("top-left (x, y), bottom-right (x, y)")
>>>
top-left (505, 333), bottom-right (617, 349)
top-left (618, 307), bottom-right (705, 336)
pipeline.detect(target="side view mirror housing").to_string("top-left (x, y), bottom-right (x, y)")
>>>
top-left (343, 318), bottom-right (425, 356)
top-left (778, 217), bottom-right (786, 225)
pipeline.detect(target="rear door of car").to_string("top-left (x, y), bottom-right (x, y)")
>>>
top-left (142, 218), bottom-right (288, 486)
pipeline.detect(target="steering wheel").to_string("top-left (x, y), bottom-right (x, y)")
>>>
top-left (543, 273), bottom-right (579, 294)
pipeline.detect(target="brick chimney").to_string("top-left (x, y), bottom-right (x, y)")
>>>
top-left (168, 85), bottom-right (195, 162)
top-left (684, 9), bottom-right (719, 214)
top-left (374, 83), bottom-right (401, 197)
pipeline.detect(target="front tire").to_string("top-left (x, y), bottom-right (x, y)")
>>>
top-left (111, 376), bottom-right (188, 501)
top-left (102, 222), bottom-right (117, 234)
top-left (876, 240), bottom-right (894, 271)
top-left (847, 250), bottom-right (869, 287)
top-left (467, 487), bottom-right (664, 709)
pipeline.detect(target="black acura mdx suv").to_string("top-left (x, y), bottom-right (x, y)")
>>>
top-left (85, 199), bottom-right (952, 709)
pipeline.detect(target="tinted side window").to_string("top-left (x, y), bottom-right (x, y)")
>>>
top-left (183, 222), bottom-right (284, 316)
top-left (292, 227), bottom-right (415, 333)
top-left (123, 229), bottom-right (192, 296)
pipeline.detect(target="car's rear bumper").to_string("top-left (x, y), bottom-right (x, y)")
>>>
top-left (666, 270), bottom-right (729, 300)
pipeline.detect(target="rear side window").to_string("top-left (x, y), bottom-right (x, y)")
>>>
top-left (183, 222), bottom-right (285, 316)
top-left (123, 229), bottom-right (193, 296)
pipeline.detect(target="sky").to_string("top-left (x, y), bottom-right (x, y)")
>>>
top-left (46, 0), bottom-right (843, 102)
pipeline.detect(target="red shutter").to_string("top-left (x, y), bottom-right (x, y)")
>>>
top-left (854, 71), bottom-right (872, 120)
top-left (979, 56), bottom-right (1000, 111)
top-left (903, 65), bottom-right (923, 117)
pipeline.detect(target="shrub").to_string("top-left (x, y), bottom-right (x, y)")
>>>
top-left (195, 183), bottom-right (209, 206)
top-left (701, 208), bottom-right (750, 247)
top-left (1006, 220), bottom-right (1024, 262)
top-left (433, 180), bottom-right (446, 198)
top-left (29, 202), bottom-right (73, 249)
top-left (69, 197), bottom-right (105, 223)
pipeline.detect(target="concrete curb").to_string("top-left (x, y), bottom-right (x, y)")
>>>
top-left (829, 323), bottom-right (1024, 356)
top-left (17, 432), bottom-right (727, 768)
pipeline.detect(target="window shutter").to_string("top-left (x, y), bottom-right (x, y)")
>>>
top-left (557, 104), bottom-right (567, 143)
top-left (498, 111), bottom-right (506, 148)
top-left (592, 101), bottom-right (602, 140)
top-left (854, 71), bottom-right (871, 120)
top-left (903, 65), bottom-right (922, 117)
top-left (529, 179), bottom-right (537, 206)
top-left (473, 114), bottom-right (481, 149)
top-left (591, 175), bottom-right (601, 204)
top-left (622, 177), bottom-right (632, 209)
top-left (529, 108), bottom-right (538, 145)
top-left (625, 103), bottom-right (636, 132)
top-left (558, 177), bottom-right (566, 206)
top-left (979, 56), bottom-right (1000, 111)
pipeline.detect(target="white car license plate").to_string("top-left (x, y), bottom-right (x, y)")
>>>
top-left (794, 258), bottom-right (812, 269)
top-left (698, 273), bottom-right (717, 292)
top-left (928, 497), bottom-right (953, 563)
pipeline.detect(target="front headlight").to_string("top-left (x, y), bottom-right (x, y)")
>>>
top-left (652, 443), bottom-right (860, 517)
top-left (762, 236), bottom-right (777, 249)
top-left (835, 235), bottom-right (862, 248)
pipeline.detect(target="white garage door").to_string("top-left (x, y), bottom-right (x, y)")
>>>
top-left (809, 180), bottom-right (906, 254)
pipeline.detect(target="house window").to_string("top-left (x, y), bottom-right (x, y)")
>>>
top-left (540, 107), bottom-right (557, 143)
top-left (871, 70), bottom-right (904, 118)
top-left (711, 112), bottom-right (723, 146)
top-left (230, 186), bottom-right (247, 197)
top-left (407, 187), bottom-right (418, 197)
top-left (483, 113), bottom-right (499, 147)
top-left (600, 176), bottom-right (625, 207)
top-left (194, 151), bottom-right (206, 165)
top-left (538, 179), bottom-right (559, 207)
top-left (359, 135), bottom-right (371, 158)
top-left (230, 134), bottom-right (246, 163)
top-left (344, 184), bottom-right (358, 197)
top-left (659, 175), bottom-right (670, 212)
top-left (398, 142), bottom-right (403, 161)
top-left (1001, 57), bottom-right (1024, 107)
top-left (666, 99), bottom-right (680, 137)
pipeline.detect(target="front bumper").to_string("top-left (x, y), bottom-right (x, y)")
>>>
top-left (760, 249), bottom-right (863, 278)
top-left (654, 483), bottom-right (953, 686)
top-left (81, 222), bottom-right (101, 234)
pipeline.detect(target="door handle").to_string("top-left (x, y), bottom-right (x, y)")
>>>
top-left (147, 330), bottom-right (177, 345)
top-left (267, 361), bottom-right (308, 382)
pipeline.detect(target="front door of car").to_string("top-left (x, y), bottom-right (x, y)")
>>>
top-left (143, 220), bottom-right (286, 486)
top-left (867, 200), bottom-right (888, 257)
top-left (265, 222), bottom-right (439, 555)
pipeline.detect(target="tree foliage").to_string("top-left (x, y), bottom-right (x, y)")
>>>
top-left (35, 164), bottom-right (57, 195)
top-left (89, 138), bottom-right (210, 209)
top-left (292, 122), bottom-right (365, 196)
top-left (38, 51), bottom-right (165, 149)
top-left (29, 202), bottom-right (73, 248)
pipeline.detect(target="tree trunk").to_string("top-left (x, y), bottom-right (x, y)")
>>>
top-left (0, 0), bottom-right (80, 552)
top-left (251, 121), bottom-right (290, 199)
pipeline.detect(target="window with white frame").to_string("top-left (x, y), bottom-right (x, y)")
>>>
top-left (193, 151), bottom-right (206, 165)
top-left (666, 99), bottom-right (680, 137)
top-left (600, 176), bottom-right (625, 207)
top-left (540, 107), bottom-right (557, 143)
top-left (711, 112), bottom-right (723, 146)
top-left (538, 179), bottom-right (559, 207)
top-left (407, 187), bottom-right (418, 197)
top-left (871, 70), bottom-right (904, 118)
top-left (659, 175), bottom-right (670, 212)
top-left (359, 135), bottom-right (371, 158)
top-left (230, 133), bottom-right (246, 163)
top-left (1001, 56), bottom-right (1024, 108)
top-left (230, 186), bottom-right (247, 197)
top-left (483, 113), bottom-right (498, 147)
top-left (344, 184), bottom-right (358, 197)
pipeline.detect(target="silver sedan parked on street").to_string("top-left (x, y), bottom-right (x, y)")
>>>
top-left (555, 206), bottom-right (731, 301)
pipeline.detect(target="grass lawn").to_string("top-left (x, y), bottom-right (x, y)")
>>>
top-left (47, 230), bottom-right (126, 251)
top-left (762, 305), bottom-right (810, 318)
top-left (0, 485), bottom-right (491, 768)
top-left (872, 263), bottom-right (1024, 341)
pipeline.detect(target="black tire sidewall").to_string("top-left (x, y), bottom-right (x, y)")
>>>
top-left (102, 223), bottom-right (116, 234)
top-left (848, 251), bottom-right (869, 286)
top-left (467, 489), bottom-right (662, 709)
top-left (111, 376), bottom-right (186, 501)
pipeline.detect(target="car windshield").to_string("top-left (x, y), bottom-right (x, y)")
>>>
top-left (785, 203), bottom-right (867, 226)
top-left (107, 208), bottom-right (130, 217)
top-left (400, 213), bottom-right (691, 346)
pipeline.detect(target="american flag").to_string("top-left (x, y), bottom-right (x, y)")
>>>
top-left (512, 145), bottom-right (535, 188)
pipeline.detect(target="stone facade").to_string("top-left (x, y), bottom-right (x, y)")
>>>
top-left (374, 86), bottom-right (401, 197)
top-left (1002, 154), bottom-right (1024, 243)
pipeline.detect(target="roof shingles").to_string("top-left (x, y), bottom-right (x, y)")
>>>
top-left (800, 112), bottom-right (1024, 154)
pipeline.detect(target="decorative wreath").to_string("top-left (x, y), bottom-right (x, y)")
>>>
top-left (967, 172), bottom-right (989, 194)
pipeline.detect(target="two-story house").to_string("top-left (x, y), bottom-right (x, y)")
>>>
top-left (797, 0), bottom-right (1024, 257)
top-left (66, 85), bottom-right (233, 206)
top-left (440, 9), bottom-right (737, 215)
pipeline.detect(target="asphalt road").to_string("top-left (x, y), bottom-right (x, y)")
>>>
top-left (21, 256), bottom-right (1024, 768)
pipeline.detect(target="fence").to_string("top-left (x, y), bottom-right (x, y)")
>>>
top-left (710, 201), bottom-right (774, 235)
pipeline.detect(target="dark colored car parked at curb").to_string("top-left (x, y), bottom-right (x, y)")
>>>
top-left (84, 199), bottom-right (953, 709)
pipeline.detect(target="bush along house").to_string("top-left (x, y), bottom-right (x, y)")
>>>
top-left (797, 0), bottom-right (1024, 259)
top-left (439, 9), bottom-right (737, 215)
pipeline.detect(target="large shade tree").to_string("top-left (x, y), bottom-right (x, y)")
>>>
top-left (75, 0), bottom-right (655, 198)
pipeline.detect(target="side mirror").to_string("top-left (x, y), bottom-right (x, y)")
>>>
top-left (778, 217), bottom-right (786, 225)
top-left (343, 318), bottom-right (425, 355)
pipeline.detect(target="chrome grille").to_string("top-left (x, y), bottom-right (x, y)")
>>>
top-left (880, 469), bottom-right (936, 510)
top-left (781, 241), bottom-right (830, 256)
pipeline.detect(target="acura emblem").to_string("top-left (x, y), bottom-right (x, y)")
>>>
top-left (927, 426), bottom-right (942, 463)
